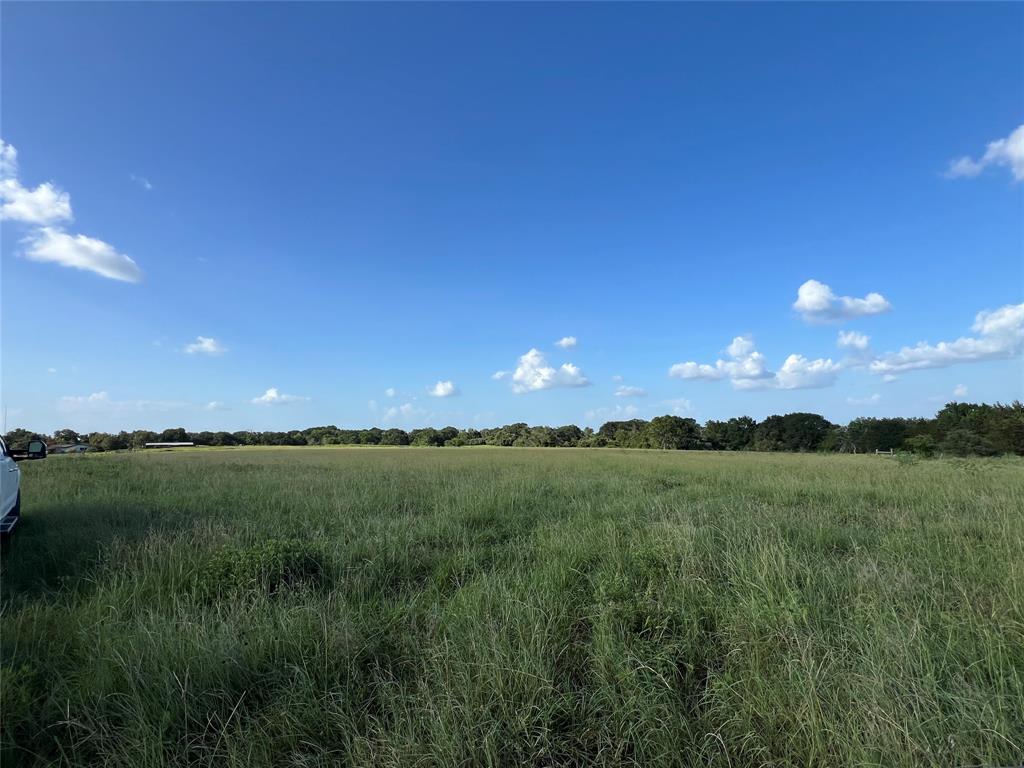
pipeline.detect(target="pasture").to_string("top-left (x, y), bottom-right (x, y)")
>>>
top-left (2, 447), bottom-right (1023, 767)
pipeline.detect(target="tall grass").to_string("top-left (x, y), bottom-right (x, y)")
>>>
top-left (3, 448), bottom-right (1022, 766)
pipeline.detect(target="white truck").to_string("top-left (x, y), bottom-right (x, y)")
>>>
top-left (0, 436), bottom-right (48, 537)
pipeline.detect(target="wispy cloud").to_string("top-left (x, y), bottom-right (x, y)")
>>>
top-left (130, 173), bottom-right (154, 191)
top-left (614, 385), bottom-right (646, 397)
top-left (184, 336), bottom-right (226, 356)
top-left (846, 393), bottom-right (881, 406)
top-left (58, 391), bottom-right (187, 413)
top-left (555, 336), bottom-right (578, 349)
top-left (945, 124), bottom-right (1024, 182)
top-left (23, 227), bottom-right (142, 283)
top-left (584, 404), bottom-right (638, 421)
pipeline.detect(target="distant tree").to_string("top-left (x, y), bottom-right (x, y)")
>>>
top-left (486, 423), bottom-right (529, 447)
top-left (754, 413), bottom-right (833, 452)
top-left (904, 434), bottom-right (937, 457)
top-left (940, 429), bottom-right (995, 457)
top-left (159, 427), bottom-right (189, 443)
top-left (553, 425), bottom-right (583, 447)
top-left (3, 428), bottom-right (47, 449)
top-left (410, 428), bottom-right (443, 447)
top-left (129, 430), bottom-right (158, 450)
top-left (380, 428), bottom-right (410, 446)
top-left (846, 418), bottom-right (908, 453)
top-left (52, 428), bottom-right (81, 445)
top-left (703, 416), bottom-right (757, 451)
top-left (644, 416), bottom-right (701, 450)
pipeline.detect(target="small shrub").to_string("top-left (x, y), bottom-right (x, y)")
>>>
top-left (196, 539), bottom-right (328, 600)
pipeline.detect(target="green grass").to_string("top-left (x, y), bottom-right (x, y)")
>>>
top-left (2, 447), bottom-right (1023, 767)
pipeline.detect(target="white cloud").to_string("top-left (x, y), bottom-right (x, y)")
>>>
top-left (251, 387), bottom-right (309, 405)
top-left (793, 279), bottom-right (891, 324)
top-left (491, 370), bottom-right (509, 380)
top-left (130, 173), bottom-right (154, 191)
top-left (662, 397), bottom-right (693, 415)
top-left (58, 391), bottom-right (187, 413)
top-left (0, 141), bottom-right (17, 179)
top-left (771, 354), bottom-right (842, 390)
top-left (669, 335), bottom-right (772, 384)
top-left (670, 335), bottom-right (840, 390)
top-left (945, 124), bottom-right (1024, 182)
top-left (23, 226), bottom-right (142, 283)
top-left (429, 380), bottom-right (458, 398)
top-left (614, 385), bottom-right (647, 397)
top-left (2, 139), bottom-right (140, 283)
top-left (584, 404), bottom-right (639, 421)
top-left (184, 336), bottom-right (226, 356)
top-left (869, 303), bottom-right (1024, 374)
top-left (383, 402), bottom-right (425, 423)
top-left (1, 179), bottom-right (72, 225)
top-left (205, 401), bottom-right (228, 411)
top-left (837, 330), bottom-right (870, 351)
top-left (555, 336), bottom-right (578, 349)
top-left (509, 348), bottom-right (590, 393)
top-left (846, 393), bottom-right (881, 406)
top-left (953, 384), bottom-right (968, 398)
top-left (385, 387), bottom-right (396, 398)
top-left (47, 367), bottom-right (57, 374)
top-left (0, 140), bottom-right (72, 225)
top-left (882, 374), bottom-right (899, 383)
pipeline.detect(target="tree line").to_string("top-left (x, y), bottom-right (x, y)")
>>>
top-left (4, 401), bottom-right (1022, 457)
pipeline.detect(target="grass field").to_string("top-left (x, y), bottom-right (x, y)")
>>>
top-left (2, 447), bottom-right (1023, 767)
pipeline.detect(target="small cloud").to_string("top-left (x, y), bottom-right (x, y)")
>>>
top-left (47, 367), bottom-right (57, 374)
top-left (385, 387), bottom-right (396, 398)
top-left (837, 330), bottom-right (870, 352)
top-left (846, 394), bottom-right (881, 406)
top-left (429, 380), bottom-right (458, 398)
top-left (383, 402), bottom-right (427, 424)
top-left (368, 399), bottom-right (379, 412)
top-left (130, 173), bottom-right (154, 191)
top-left (491, 370), bottom-right (509, 380)
top-left (23, 226), bottom-right (142, 283)
top-left (614, 385), bottom-right (647, 397)
top-left (793, 279), bottom-right (891, 324)
top-left (204, 401), bottom-right (228, 411)
top-left (945, 124), bottom-right (1024, 182)
top-left (251, 387), bottom-right (309, 405)
top-left (611, 374), bottom-right (624, 382)
top-left (882, 374), bottom-right (899, 383)
top-left (953, 384), bottom-right (968, 397)
top-left (184, 336), bottom-right (226, 356)
top-left (509, 348), bottom-right (590, 393)
top-left (0, 141), bottom-right (72, 225)
top-left (555, 336), bottom-right (578, 349)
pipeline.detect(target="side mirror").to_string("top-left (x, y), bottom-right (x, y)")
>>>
top-left (27, 440), bottom-right (47, 459)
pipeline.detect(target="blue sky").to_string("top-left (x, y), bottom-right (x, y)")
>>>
top-left (2, 2), bottom-right (1022, 434)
